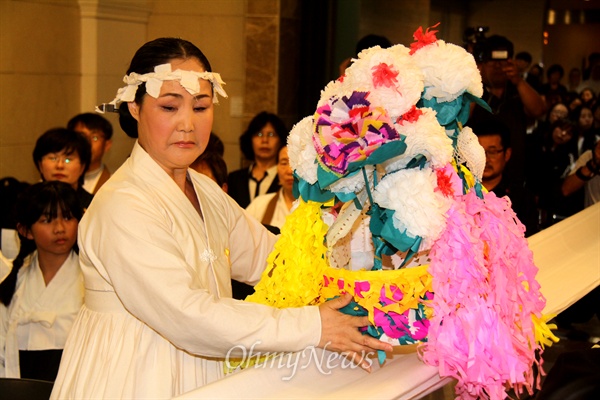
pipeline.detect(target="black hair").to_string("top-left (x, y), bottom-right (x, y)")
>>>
top-left (475, 35), bottom-right (514, 63)
top-left (550, 117), bottom-right (576, 133)
top-left (546, 64), bottom-right (564, 79)
top-left (0, 177), bottom-right (30, 230)
top-left (578, 87), bottom-right (597, 107)
top-left (206, 132), bottom-right (225, 157)
top-left (545, 118), bottom-right (576, 149)
top-left (355, 34), bottom-right (392, 56)
top-left (67, 112), bottom-right (114, 140)
top-left (571, 104), bottom-right (593, 124)
top-left (239, 111), bottom-right (288, 161)
top-left (470, 115), bottom-right (512, 149)
top-left (515, 51), bottom-right (532, 64)
top-left (0, 181), bottom-right (83, 306)
top-left (32, 128), bottom-right (92, 187)
top-left (191, 152), bottom-right (228, 188)
top-left (118, 37), bottom-right (213, 138)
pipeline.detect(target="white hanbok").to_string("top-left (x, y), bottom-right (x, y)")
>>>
top-left (51, 142), bottom-right (321, 399)
top-left (245, 189), bottom-right (291, 229)
top-left (0, 250), bottom-right (83, 377)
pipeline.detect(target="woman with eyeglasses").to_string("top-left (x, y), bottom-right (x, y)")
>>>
top-left (32, 128), bottom-right (93, 210)
top-left (227, 111), bottom-right (288, 208)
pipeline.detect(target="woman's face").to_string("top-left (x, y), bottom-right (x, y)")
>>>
top-left (581, 89), bottom-right (594, 103)
top-left (551, 126), bottom-right (573, 145)
top-left (38, 150), bottom-right (85, 189)
top-left (579, 108), bottom-right (593, 130)
top-left (128, 58), bottom-right (213, 176)
top-left (251, 122), bottom-right (281, 163)
top-left (549, 103), bottom-right (568, 123)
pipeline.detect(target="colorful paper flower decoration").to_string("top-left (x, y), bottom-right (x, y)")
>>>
top-left (249, 24), bottom-right (556, 400)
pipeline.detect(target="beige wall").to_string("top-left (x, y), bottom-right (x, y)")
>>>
top-left (0, 0), bottom-right (252, 183)
top-left (0, 0), bottom-right (81, 183)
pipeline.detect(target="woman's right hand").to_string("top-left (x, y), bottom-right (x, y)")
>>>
top-left (318, 293), bottom-right (393, 372)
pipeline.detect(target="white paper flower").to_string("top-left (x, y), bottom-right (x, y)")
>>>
top-left (456, 126), bottom-right (486, 181)
top-left (373, 168), bottom-right (451, 241)
top-left (383, 107), bottom-right (453, 172)
top-left (343, 45), bottom-right (424, 119)
top-left (288, 116), bottom-right (318, 184)
top-left (412, 40), bottom-right (483, 102)
top-left (327, 165), bottom-right (375, 195)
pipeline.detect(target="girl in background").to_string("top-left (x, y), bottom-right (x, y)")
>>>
top-left (0, 181), bottom-right (83, 381)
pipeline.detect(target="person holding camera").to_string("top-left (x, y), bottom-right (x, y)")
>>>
top-left (469, 35), bottom-right (546, 187)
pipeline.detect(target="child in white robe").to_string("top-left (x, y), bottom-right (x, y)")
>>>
top-left (0, 181), bottom-right (83, 381)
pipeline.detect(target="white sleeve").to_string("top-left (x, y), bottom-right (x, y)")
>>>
top-left (79, 188), bottom-right (321, 358)
top-left (568, 150), bottom-right (593, 176)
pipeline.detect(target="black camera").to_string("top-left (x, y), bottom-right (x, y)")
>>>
top-left (463, 26), bottom-right (489, 45)
top-left (464, 26), bottom-right (512, 63)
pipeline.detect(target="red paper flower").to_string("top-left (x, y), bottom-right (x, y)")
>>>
top-left (396, 105), bottom-right (423, 125)
top-left (371, 62), bottom-right (399, 88)
top-left (409, 23), bottom-right (440, 55)
top-left (435, 167), bottom-right (455, 197)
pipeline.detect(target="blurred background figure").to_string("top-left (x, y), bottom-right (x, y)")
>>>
top-left (245, 145), bottom-right (295, 232)
top-left (67, 113), bottom-right (113, 195)
top-left (190, 133), bottom-right (228, 191)
top-left (572, 105), bottom-right (599, 158)
top-left (469, 34), bottom-right (546, 187)
top-left (338, 33), bottom-right (392, 76)
top-left (472, 116), bottom-right (539, 236)
top-left (567, 67), bottom-right (582, 93)
top-left (540, 64), bottom-right (568, 109)
top-left (0, 178), bottom-right (30, 260)
top-left (227, 112), bottom-right (288, 208)
top-left (514, 51), bottom-right (532, 78)
top-left (527, 118), bottom-right (581, 228)
top-left (525, 63), bottom-right (544, 94)
top-left (578, 52), bottom-right (600, 94)
top-left (562, 138), bottom-right (600, 208)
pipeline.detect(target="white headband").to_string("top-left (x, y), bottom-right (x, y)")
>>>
top-left (96, 63), bottom-right (228, 113)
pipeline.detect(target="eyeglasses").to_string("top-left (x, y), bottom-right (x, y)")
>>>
top-left (484, 148), bottom-right (505, 158)
top-left (42, 154), bottom-right (79, 164)
top-left (254, 131), bottom-right (276, 138)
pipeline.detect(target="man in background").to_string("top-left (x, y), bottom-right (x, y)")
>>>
top-left (472, 116), bottom-right (539, 236)
top-left (469, 35), bottom-right (546, 186)
top-left (67, 113), bottom-right (113, 194)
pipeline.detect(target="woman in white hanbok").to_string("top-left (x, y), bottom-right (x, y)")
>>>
top-left (0, 181), bottom-right (84, 381)
top-left (51, 38), bottom-right (392, 399)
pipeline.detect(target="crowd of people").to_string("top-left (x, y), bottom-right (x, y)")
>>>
top-left (0, 32), bottom-right (598, 397)
top-left (467, 35), bottom-right (600, 232)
